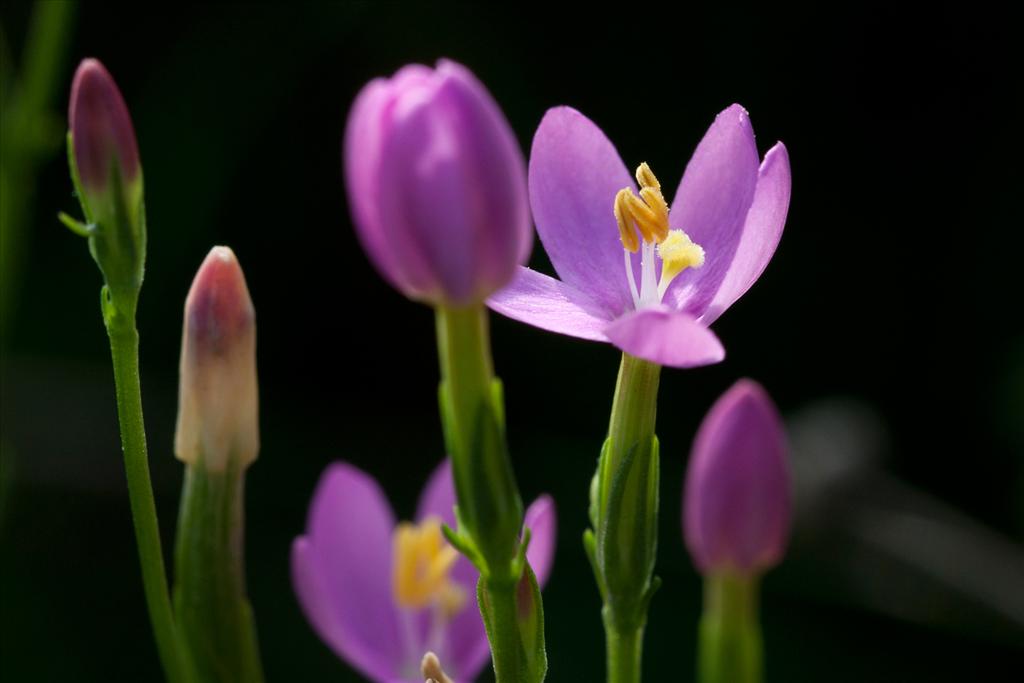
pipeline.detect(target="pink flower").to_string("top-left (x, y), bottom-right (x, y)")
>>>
top-left (489, 105), bottom-right (790, 368)
top-left (292, 459), bottom-right (556, 682)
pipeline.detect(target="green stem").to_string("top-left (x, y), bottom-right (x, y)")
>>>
top-left (604, 612), bottom-right (643, 683)
top-left (436, 304), bottom-right (532, 682)
top-left (698, 572), bottom-right (763, 683)
top-left (483, 578), bottom-right (525, 683)
top-left (599, 353), bottom-right (662, 683)
top-left (435, 304), bottom-right (522, 567)
top-left (605, 353), bottom-right (661, 497)
top-left (107, 316), bottom-right (190, 683)
top-left (435, 305), bottom-right (494, 461)
top-left (174, 462), bottom-right (264, 683)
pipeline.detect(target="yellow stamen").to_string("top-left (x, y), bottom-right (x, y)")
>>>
top-left (614, 188), bottom-right (640, 253)
top-left (636, 162), bottom-right (661, 190)
top-left (614, 163), bottom-right (672, 249)
top-left (657, 229), bottom-right (705, 292)
top-left (638, 187), bottom-right (669, 241)
top-left (392, 517), bottom-right (464, 610)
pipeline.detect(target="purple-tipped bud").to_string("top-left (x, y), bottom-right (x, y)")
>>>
top-left (69, 58), bottom-right (140, 192)
top-left (175, 247), bottom-right (259, 472)
top-left (684, 379), bottom-right (790, 576)
top-left (344, 59), bottom-right (532, 307)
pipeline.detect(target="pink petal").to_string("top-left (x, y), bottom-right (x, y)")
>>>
top-left (604, 307), bottom-right (725, 368)
top-left (663, 104), bottom-right (760, 316)
top-left (416, 458), bottom-right (458, 528)
top-left (529, 107), bottom-right (637, 315)
top-left (292, 463), bottom-right (402, 681)
top-left (415, 459), bottom-right (487, 679)
top-left (699, 143), bottom-right (791, 325)
top-left (344, 65), bottom-right (435, 298)
top-left (524, 494), bottom-right (557, 587)
top-left (488, 267), bottom-right (615, 342)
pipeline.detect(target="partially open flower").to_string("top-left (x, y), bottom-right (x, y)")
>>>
top-left (683, 380), bottom-right (790, 575)
top-left (174, 247), bottom-right (259, 472)
top-left (344, 60), bottom-right (532, 307)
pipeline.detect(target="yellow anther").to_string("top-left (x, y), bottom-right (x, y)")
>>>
top-left (614, 164), bottom-right (672, 250)
top-left (657, 229), bottom-right (705, 292)
top-left (636, 162), bottom-right (661, 190)
top-left (392, 517), bottom-right (461, 610)
top-left (638, 187), bottom-right (669, 242)
top-left (614, 188), bottom-right (640, 253)
top-left (622, 191), bottom-right (665, 244)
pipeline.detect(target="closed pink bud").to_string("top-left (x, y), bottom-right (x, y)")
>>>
top-left (69, 58), bottom-right (140, 192)
top-left (175, 247), bottom-right (259, 472)
top-left (344, 60), bottom-right (531, 306)
top-left (684, 379), bottom-right (790, 575)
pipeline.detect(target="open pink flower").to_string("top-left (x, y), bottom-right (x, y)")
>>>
top-left (489, 105), bottom-right (791, 368)
top-left (291, 459), bottom-right (556, 682)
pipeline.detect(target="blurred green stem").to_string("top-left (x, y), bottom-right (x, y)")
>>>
top-left (0, 0), bottom-right (76, 339)
top-left (107, 308), bottom-right (192, 683)
top-left (698, 572), bottom-right (762, 683)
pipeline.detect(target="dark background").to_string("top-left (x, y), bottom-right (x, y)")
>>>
top-left (2, 2), bottom-right (1022, 681)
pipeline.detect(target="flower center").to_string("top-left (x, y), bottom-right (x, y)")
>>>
top-left (614, 163), bottom-right (705, 308)
top-left (392, 516), bottom-right (467, 616)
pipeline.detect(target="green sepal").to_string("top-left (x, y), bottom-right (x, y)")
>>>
top-left (66, 130), bottom-right (92, 224)
top-left (589, 437), bottom-right (611, 529)
top-left (511, 527), bottom-right (532, 580)
top-left (58, 211), bottom-right (94, 237)
top-left (477, 564), bottom-right (548, 683)
top-left (441, 520), bottom-right (485, 575)
top-left (66, 129), bottom-right (146, 310)
top-left (516, 562), bottom-right (548, 683)
top-left (595, 434), bottom-right (660, 630)
top-left (582, 528), bottom-right (605, 601)
top-left (438, 374), bottom-right (523, 577)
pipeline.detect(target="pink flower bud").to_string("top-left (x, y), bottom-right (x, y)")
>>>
top-left (69, 58), bottom-right (140, 192)
top-left (175, 247), bottom-right (259, 472)
top-left (684, 379), bottom-right (790, 575)
top-left (344, 60), bottom-right (531, 306)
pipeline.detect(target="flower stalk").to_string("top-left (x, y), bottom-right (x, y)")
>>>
top-left (435, 304), bottom-right (543, 683)
top-left (683, 380), bottom-right (790, 683)
top-left (698, 572), bottom-right (762, 683)
top-left (107, 319), bottom-right (191, 683)
top-left (174, 461), bottom-right (263, 683)
top-left (63, 58), bottom-right (190, 683)
top-left (585, 352), bottom-right (662, 683)
top-left (172, 247), bottom-right (263, 683)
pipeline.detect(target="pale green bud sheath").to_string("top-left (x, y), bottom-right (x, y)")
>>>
top-left (63, 59), bottom-right (191, 683)
top-left (172, 247), bottom-right (264, 683)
